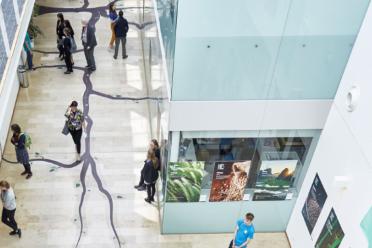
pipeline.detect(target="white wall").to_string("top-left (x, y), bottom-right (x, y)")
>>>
top-left (287, 2), bottom-right (372, 248)
top-left (0, 0), bottom-right (34, 154)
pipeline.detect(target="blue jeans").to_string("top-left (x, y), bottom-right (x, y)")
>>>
top-left (26, 50), bottom-right (33, 69)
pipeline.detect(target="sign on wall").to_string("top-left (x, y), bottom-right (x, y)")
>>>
top-left (209, 161), bottom-right (251, 202)
top-left (302, 173), bottom-right (328, 234)
top-left (315, 208), bottom-right (345, 248)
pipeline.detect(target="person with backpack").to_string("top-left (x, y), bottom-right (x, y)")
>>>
top-left (229, 213), bottom-right (255, 248)
top-left (143, 149), bottom-right (159, 203)
top-left (10, 124), bottom-right (32, 179)
top-left (56, 13), bottom-right (66, 60)
top-left (113, 10), bottom-right (129, 59)
top-left (63, 28), bottom-right (74, 74)
top-left (0, 180), bottom-right (21, 238)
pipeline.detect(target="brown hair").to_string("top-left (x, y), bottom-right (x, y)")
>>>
top-left (11, 124), bottom-right (21, 134)
top-left (147, 149), bottom-right (158, 169)
top-left (0, 181), bottom-right (10, 189)
top-left (246, 213), bottom-right (254, 221)
top-left (151, 139), bottom-right (159, 148)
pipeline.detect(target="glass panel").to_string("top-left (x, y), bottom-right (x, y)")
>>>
top-left (162, 130), bottom-right (320, 233)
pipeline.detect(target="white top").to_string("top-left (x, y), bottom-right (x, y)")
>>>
top-left (1, 187), bottom-right (16, 210)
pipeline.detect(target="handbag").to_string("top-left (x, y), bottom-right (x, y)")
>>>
top-left (70, 37), bottom-right (77, 52)
top-left (62, 121), bottom-right (69, 135)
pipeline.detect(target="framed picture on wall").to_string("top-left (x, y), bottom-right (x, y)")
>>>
top-left (209, 161), bottom-right (251, 202)
top-left (315, 208), bottom-right (345, 248)
top-left (302, 173), bottom-right (328, 234)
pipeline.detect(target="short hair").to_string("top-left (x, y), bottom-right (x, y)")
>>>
top-left (119, 10), bottom-right (123, 16)
top-left (0, 181), bottom-right (10, 189)
top-left (246, 213), bottom-right (254, 221)
top-left (11, 124), bottom-right (21, 134)
top-left (70, 100), bottom-right (78, 107)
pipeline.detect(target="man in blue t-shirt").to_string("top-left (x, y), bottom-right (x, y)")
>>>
top-left (230, 213), bottom-right (255, 248)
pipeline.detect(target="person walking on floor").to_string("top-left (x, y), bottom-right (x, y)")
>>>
top-left (108, 3), bottom-right (118, 49)
top-left (63, 28), bottom-right (73, 74)
top-left (64, 20), bottom-right (76, 65)
top-left (23, 32), bottom-right (34, 70)
top-left (134, 139), bottom-right (160, 191)
top-left (65, 101), bottom-right (85, 162)
top-left (0, 181), bottom-right (21, 238)
top-left (143, 149), bottom-right (159, 203)
top-left (10, 124), bottom-right (32, 179)
top-left (81, 19), bottom-right (97, 71)
top-left (113, 10), bottom-right (129, 60)
top-left (229, 213), bottom-right (255, 248)
top-left (56, 13), bottom-right (66, 60)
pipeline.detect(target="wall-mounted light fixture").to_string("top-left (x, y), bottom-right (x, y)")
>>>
top-left (346, 85), bottom-right (360, 112)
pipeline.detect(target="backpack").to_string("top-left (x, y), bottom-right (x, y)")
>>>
top-left (21, 132), bottom-right (32, 149)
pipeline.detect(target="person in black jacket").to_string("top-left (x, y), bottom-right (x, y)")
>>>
top-left (135, 139), bottom-right (160, 191)
top-left (10, 124), bottom-right (32, 179)
top-left (113, 10), bottom-right (129, 59)
top-left (63, 28), bottom-right (73, 74)
top-left (81, 19), bottom-right (97, 71)
top-left (143, 149), bottom-right (159, 203)
top-left (56, 13), bottom-right (65, 60)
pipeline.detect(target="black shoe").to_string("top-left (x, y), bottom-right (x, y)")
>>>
top-left (85, 65), bottom-right (91, 68)
top-left (9, 230), bottom-right (17, 236)
top-left (60, 57), bottom-right (65, 61)
top-left (134, 185), bottom-right (141, 189)
top-left (113, 56), bottom-right (117, 60)
top-left (144, 198), bottom-right (151, 203)
top-left (17, 229), bottom-right (21, 238)
top-left (137, 185), bottom-right (146, 191)
top-left (90, 67), bottom-right (96, 71)
top-left (64, 71), bottom-right (71, 74)
top-left (26, 173), bottom-right (32, 180)
top-left (123, 55), bottom-right (128, 59)
top-left (150, 197), bottom-right (155, 202)
top-left (20, 171), bottom-right (27, 176)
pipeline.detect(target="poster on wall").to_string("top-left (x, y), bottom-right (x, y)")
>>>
top-left (256, 160), bottom-right (298, 189)
top-left (166, 161), bottom-right (204, 202)
top-left (361, 207), bottom-right (372, 248)
top-left (209, 161), bottom-right (251, 202)
top-left (302, 174), bottom-right (328, 234)
top-left (252, 189), bottom-right (289, 201)
top-left (315, 208), bottom-right (345, 248)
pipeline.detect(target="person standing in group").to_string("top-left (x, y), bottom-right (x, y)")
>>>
top-left (143, 149), bottom-right (159, 203)
top-left (108, 3), bottom-right (118, 49)
top-left (134, 139), bottom-right (160, 191)
top-left (113, 10), bottom-right (129, 60)
top-left (10, 124), bottom-right (32, 179)
top-left (65, 101), bottom-right (85, 162)
top-left (63, 28), bottom-right (73, 74)
top-left (229, 213), bottom-right (255, 248)
top-left (56, 13), bottom-right (66, 60)
top-left (23, 32), bottom-right (34, 70)
top-left (81, 19), bottom-right (97, 71)
top-left (0, 181), bottom-right (21, 238)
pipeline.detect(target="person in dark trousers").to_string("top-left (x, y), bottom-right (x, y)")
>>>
top-left (65, 101), bottom-right (85, 161)
top-left (134, 139), bottom-right (160, 191)
top-left (0, 181), bottom-right (21, 238)
top-left (23, 32), bottom-right (34, 70)
top-left (113, 10), bottom-right (129, 59)
top-left (63, 28), bottom-right (73, 74)
top-left (81, 19), bottom-right (97, 71)
top-left (143, 149), bottom-right (159, 203)
top-left (64, 20), bottom-right (76, 65)
top-left (229, 213), bottom-right (255, 248)
top-left (10, 124), bottom-right (32, 179)
top-left (56, 13), bottom-right (65, 60)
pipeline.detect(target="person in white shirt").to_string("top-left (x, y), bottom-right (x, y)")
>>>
top-left (0, 181), bottom-right (21, 238)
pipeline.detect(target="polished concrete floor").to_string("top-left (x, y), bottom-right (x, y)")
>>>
top-left (0, 0), bottom-right (290, 247)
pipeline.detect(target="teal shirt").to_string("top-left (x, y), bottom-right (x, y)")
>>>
top-left (23, 32), bottom-right (32, 52)
top-left (234, 219), bottom-right (254, 247)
